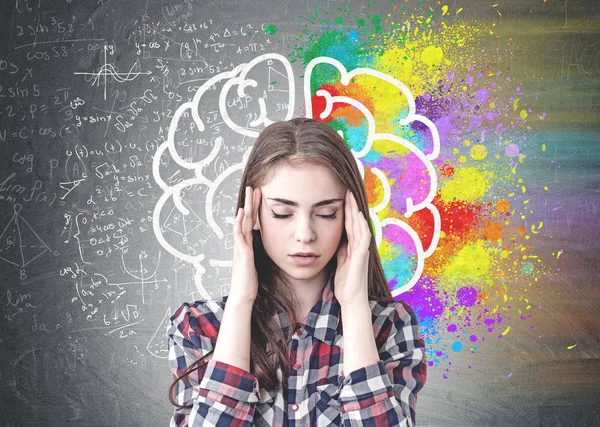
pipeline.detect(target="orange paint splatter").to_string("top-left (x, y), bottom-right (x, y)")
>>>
top-left (363, 168), bottom-right (384, 206)
top-left (496, 199), bottom-right (510, 213)
top-left (333, 105), bottom-right (368, 127)
top-left (483, 222), bottom-right (503, 241)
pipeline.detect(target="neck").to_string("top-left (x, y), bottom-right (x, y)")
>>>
top-left (286, 269), bottom-right (330, 323)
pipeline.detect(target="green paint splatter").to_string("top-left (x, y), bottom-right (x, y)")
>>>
top-left (336, 16), bottom-right (343, 25)
top-left (264, 24), bottom-right (277, 35)
top-left (521, 261), bottom-right (534, 275)
top-left (300, 31), bottom-right (376, 93)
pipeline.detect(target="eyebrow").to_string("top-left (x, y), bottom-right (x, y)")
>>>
top-left (266, 198), bottom-right (343, 208)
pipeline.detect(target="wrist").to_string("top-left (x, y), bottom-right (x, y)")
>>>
top-left (339, 296), bottom-right (370, 310)
top-left (225, 296), bottom-right (256, 309)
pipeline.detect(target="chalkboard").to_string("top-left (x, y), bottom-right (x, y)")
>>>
top-left (1, 0), bottom-right (599, 426)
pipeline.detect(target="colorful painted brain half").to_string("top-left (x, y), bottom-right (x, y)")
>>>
top-left (305, 58), bottom-right (440, 297)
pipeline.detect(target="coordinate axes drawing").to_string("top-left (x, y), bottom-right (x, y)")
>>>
top-left (74, 44), bottom-right (152, 100)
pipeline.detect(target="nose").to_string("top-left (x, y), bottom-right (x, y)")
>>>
top-left (294, 215), bottom-right (316, 242)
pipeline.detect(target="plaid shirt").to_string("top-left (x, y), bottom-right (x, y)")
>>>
top-left (167, 273), bottom-right (427, 426)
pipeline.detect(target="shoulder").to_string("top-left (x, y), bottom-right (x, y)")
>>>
top-left (168, 297), bottom-right (228, 346)
top-left (369, 298), bottom-right (424, 349)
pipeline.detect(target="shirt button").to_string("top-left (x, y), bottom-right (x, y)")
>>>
top-left (293, 363), bottom-right (301, 370)
top-left (292, 403), bottom-right (299, 411)
top-left (295, 324), bottom-right (303, 336)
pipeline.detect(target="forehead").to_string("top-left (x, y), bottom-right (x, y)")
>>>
top-left (262, 163), bottom-right (344, 196)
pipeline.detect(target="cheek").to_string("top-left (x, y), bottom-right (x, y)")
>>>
top-left (322, 219), bottom-right (344, 245)
top-left (260, 217), bottom-right (286, 242)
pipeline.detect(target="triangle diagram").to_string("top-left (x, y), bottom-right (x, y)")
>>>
top-left (163, 200), bottom-right (205, 236)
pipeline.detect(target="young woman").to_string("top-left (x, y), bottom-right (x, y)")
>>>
top-left (167, 118), bottom-right (427, 426)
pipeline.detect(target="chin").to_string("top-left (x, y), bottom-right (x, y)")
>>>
top-left (282, 265), bottom-right (327, 281)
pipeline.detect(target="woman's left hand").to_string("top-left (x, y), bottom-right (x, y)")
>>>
top-left (334, 189), bottom-right (371, 306)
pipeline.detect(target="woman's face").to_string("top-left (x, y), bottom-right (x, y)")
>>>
top-left (254, 162), bottom-right (346, 287)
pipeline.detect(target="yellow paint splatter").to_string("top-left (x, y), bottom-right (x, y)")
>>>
top-left (443, 240), bottom-right (492, 283)
top-left (513, 98), bottom-right (520, 111)
top-left (501, 326), bottom-right (510, 336)
top-left (421, 45), bottom-right (444, 67)
top-left (372, 138), bottom-right (410, 156)
top-left (440, 167), bottom-right (492, 202)
top-left (470, 144), bottom-right (488, 160)
top-left (567, 344), bottom-right (577, 350)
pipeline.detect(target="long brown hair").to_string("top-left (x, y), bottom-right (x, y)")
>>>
top-left (169, 118), bottom-right (392, 407)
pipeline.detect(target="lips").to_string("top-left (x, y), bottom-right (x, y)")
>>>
top-left (289, 253), bottom-right (319, 266)
top-left (291, 252), bottom-right (318, 257)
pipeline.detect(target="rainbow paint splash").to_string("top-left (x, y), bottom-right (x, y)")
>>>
top-left (288, 3), bottom-right (548, 377)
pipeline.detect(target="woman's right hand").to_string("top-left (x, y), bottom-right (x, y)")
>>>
top-left (230, 185), bottom-right (261, 305)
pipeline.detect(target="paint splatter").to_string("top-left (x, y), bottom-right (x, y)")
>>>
top-left (263, 24), bottom-right (277, 35)
top-left (290, 3), bottom-right (548, 376)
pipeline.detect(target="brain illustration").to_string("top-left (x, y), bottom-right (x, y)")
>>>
top-left (152, 54), bottom-right (440, 299)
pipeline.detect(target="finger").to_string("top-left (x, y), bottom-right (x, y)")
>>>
top-left (357, 196), bottom-right (368, 249)
top-left (344, 189), bottom-right (353, 258)
top-left (359, 212), bottom-right (370, 251)
top-left (233, 207), bottom-right (244, 245)
top-left (350, 191), bottom-right (361, 249)
top-left (242, 186), bottom-right (252, 238)
top-left (355, 195), bottom-right (368, 249)
top-left (336, 238), bottom-right (348, 266)
top-left (253, 186), bottom-right (261, 228)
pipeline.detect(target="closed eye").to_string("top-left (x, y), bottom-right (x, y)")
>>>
top-left (270, 211), bottom-right (337, 220)
top-left (270, 212), bottom-right (291, 219)
top-left (319, 213), bottom-right (337, 219)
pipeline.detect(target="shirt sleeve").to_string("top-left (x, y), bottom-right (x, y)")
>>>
top-left (336, 299), bottom-right (427, 427)
top-left (167, 300), bottom-right (261, 427)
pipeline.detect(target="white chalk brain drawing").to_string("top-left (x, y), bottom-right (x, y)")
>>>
top-left (152, 54), bottom-right (439, 299)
